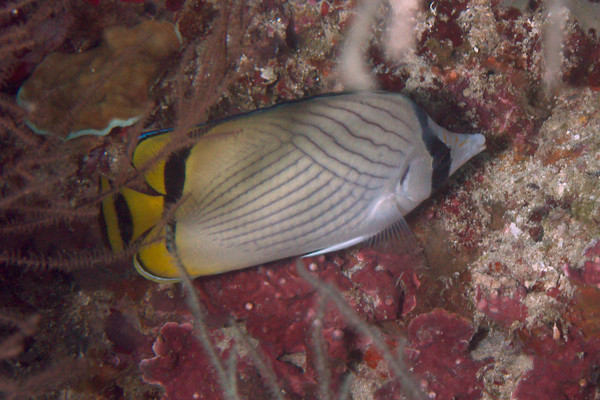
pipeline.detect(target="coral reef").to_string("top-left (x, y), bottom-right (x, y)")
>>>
top-left (129, 252), bottom-right (420, 399)
top-left (405, 310), bottom-right (489, 400)
top-left (2, 0), bottom-right (600, 399)
top-left (513, 328), bottom-right (600, 400)
top-left (140, 322), bottom-right (253, 400)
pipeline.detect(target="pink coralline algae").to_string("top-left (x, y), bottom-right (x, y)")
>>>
top-left (140, 250), bottom-right (419, 399)
top-left (403, 310), bottom-right (489, 400)
top-left (140, 322), bottom-right (267, 400)
top-left (475, 286), bottom-right (528, 328)
top-left (372, 310), bottom-right (488, 400)
top-left (565, 240), bottom-right (600, 287)
top-left (564, 240), bottom-right (600, 339)
top-left (562, 25), bottom-right (600, 88)
top-left (514, 328), bottom-right (600, 400)
top-left (354, 248), bottom-right (421, 317)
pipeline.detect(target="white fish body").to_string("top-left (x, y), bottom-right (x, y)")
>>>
top-left (101, 91), bottom-right (486, 280)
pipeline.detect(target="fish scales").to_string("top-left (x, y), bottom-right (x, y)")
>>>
top-left (201, 162), bottom-right (325, 231)
top-left (197, 143), bottom-right (304, 218)
top-left (179, 96), bottom-right (410, 256)
top-left (100, 91), bottom-right (486, 280)
top-left (174, 93), bottom-right (441, 272)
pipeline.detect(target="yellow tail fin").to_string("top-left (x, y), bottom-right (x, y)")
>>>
top-left (100, 178), bottom-right (164, 249)
top-left (133, 224), bottom-right (180, 281)
top-left (100, 178), bottom-right (181, 281)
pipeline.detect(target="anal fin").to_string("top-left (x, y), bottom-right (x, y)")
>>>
top-left (302, 217), bottom-right (424, 266)
top-left (302, 235), bottom-right (372, 258)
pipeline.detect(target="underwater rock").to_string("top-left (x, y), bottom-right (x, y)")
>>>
top-left (17, 20), bottom-right (181, 140)
top-left (140, 323), bottom-right (238, 400)
top-left (475, 287), bottom-right (529, 328)
top-left (405, 310), bottom-right (490, 400)
top-left (566, 240), bottom-right (600, 287)
top-left (513, 328), bottom-right (600, 400)
top-left (192, 257), bottom-right (358, 396)
top-left (138, 251), bottom-right (420, 399)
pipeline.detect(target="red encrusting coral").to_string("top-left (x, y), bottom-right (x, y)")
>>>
top-left (564, 240), bottom-right (600, 339)
top-left (562, 24), bottom-right (600, 88)
top-left (139, 250), bottom-right (420, 399)
top-left (475, 286), bottom-right (529, 327)
top-left (140, 322), bottom-right (257, 400)
top-left (354, 248), bottom-right (421, 316)
top-left (565, 240), bottom-right (600, 287)
top-left (417, 0), bottom-right (469, 55)
top-left (403, 310), bottom-right (490, 400)
top-left (514, 328), bottom-right (600, 400)
top-left (372, 309), bottom-right (489, 400)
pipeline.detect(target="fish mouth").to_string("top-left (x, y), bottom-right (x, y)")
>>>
top-left (474, 134), bottom-right (486, 152)
top-left (449, 133), bottom-right (486, 175)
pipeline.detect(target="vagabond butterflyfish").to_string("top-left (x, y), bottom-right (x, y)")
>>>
top-left (101, 91), bottom-right (485, 281)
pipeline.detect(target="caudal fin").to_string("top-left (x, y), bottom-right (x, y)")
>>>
top-left (100, 178), bottom-right (164, 250)
top-left (100, 178), bottom-right (180, 281)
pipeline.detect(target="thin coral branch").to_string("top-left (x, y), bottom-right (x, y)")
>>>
top-left (543, 0), bottom-right (569, 89)
top-left (0, 245), bottom-right (133, 272)
top-left (226, 341), bottom-right (239, 397)
top-left (296, 259), bottom-right (425, 400)
top-left (160, 189), bottom-right (240, 398)
top-left (0, 203), bottom-right (96, 236)
top-left (0, 95), bottom-right (41, 146)
top-left (385, 0), bottom-right (419, 60)
top-left (0, 0), bottom-right (36, 20)
top-left (230, 323), bottom-right (284, 400)
top-left (338, 0), bottom-right (379, 90)
top-left (0, 0), bottom-right (70, 64)
top-left (313, 297), bottom-right (332, 400)
top-left (175, 0), bottom-right (250, 132)
top-left (1, 203), bottom-right (96, 218)
top-left (335, 373), bottom-right (354, 400)
top-left (171, 254), bottom-right (241, 400)
top-left (0, 176), bottom-right (62, 210)
top-left (0, 313), bottom-right (39, 337)
top-left (0, 333), bottom-right (27, 360)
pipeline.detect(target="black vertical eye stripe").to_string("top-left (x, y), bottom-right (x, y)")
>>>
top-left (413, 104), bottom-right (451, 191)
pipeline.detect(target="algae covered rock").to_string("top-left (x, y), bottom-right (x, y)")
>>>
top-left (17, 20), bottom-right (181, 140)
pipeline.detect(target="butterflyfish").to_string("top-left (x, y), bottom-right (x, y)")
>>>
top-left (101, 91), bottom-right (486, 281)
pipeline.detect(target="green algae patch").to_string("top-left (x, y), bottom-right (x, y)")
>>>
top-left (17, 20), bottom-right (181, 140)
top-left (571, 178), bottom-right (600, 227)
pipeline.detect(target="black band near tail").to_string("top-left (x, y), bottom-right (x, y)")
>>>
top-left (113, 192), bottom-right (134, 245)
top-left (164, 147), bottom-right (191, 204)
top-left (413, 104), bottom-right (451, 191)
top-left (99, 179), bottom-right (134, 248)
